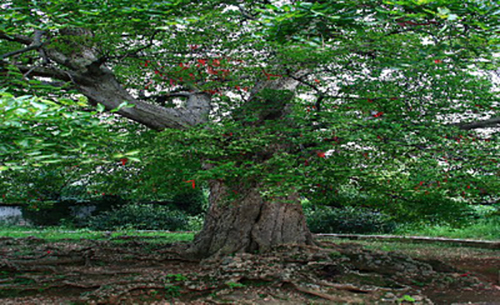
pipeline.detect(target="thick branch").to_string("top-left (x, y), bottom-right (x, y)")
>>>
top-left (455, 117), bottom-right (500, 130)
top-left (0, 32), bottom-right (32, 45)
top-left (16, 65), bottom-right (74, 82)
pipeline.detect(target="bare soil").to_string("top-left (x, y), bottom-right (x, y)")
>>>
top-left (0, 236), bottom-right (499, 304)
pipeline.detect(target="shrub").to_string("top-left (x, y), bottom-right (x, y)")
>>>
top-left (305, 206), bottom-right (396, 234)
top-left (84, 203), bottom-right (189, 231)
top-left (91, 194), bottom-right (129, 215)
top-left (21, 200), bottom-right (75, 226)
top-left (170, 189), bottom-right (208, 216)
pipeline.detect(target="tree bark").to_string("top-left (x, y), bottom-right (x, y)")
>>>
top-left (188, 72), bottom-right (316, 258)
top-left (188, 180), bottom-right (314, 258)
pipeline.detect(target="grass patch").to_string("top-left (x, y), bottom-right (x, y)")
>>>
top-left (0, 226), bottom-right (195, 242)
top-left (395, 216), bottom-right (500, 241)
top-left (327, 239), bottom-right (500, 260)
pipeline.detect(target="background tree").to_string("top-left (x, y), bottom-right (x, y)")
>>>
top-left (0, 0), bottom-right (498, 258)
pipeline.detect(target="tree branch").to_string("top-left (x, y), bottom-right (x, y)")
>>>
top-left (455, 117), bottom-right (500, 130)
top-left (16, 65), bottom-right (74, 82)
top-left (0, 31), bottom-right (32, 45)
top-left (0, 30), bottom-right (45, 60)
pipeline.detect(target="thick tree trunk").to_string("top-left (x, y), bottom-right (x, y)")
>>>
top-left (189, 180), bottom-right (314, 258)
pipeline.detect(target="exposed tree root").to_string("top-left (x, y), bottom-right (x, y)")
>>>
top-left (0, 237), bottom-right (498, 304)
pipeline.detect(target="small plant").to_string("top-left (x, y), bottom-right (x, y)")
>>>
top-left (164, 273), bottom-right (187, 282)
top-left (398, 295), bottom-right (416, 303)
top-left (329, 250), bottom-right (343, 259)
top-left (164, 284), bottom-right (181, 297)
top-left (226, 282), bottom-right (245, 289)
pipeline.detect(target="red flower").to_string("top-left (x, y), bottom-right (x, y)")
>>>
top-left (185, 180), bottom-right (195, 189)
top-left (212, 59), bottom-right (221, 66)
top-left (434, 59), bottom-right (442, 64)
top-left (367, 98), bottom-right (373, 103)
top-left (317, 152), bottom-right (326, 158)
top-left (102, 193), bottom-right (105, 196)
top-left (235, 85), bottom-right (241, 90)
top-left (304, 159), bottom-right (309, 166)
top-left (419, 181), bottom-right (424, 186)
top-left (460, 272), bottom-right (471, 277)
top-left (120, 158), bottom-right (128, 166)
top-left (314, 79), bottom-right (320, 84)
top-left (197, 59), bottom-right (207, 66)
top-left (373, 112), bottom-right (384, 118)
top-left (47, 250), bottom-right (52, 254)
top-left (207, 66), bottom-right (218, 75)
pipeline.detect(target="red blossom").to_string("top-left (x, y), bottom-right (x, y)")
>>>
top-left (367, 98), bottom-right (373, 103)
top-left (317, 152), bottom-right (326, 158)
top-left (197, 59), bottom-right (207, 65)
top-left (184, 180), bottom-right (196, 189)
top-left (434, 59), bottom-right (442, 64)
top-left (120, 158), bottom-right (128, 166)
top-left (207, 66), bottom-right (218, 75)
top-left (314, 79), bottom-right (320, 84)
top-left (212, 59), bottom-right (221, 66)
top-left (373, 112), bottom-right (384, 118)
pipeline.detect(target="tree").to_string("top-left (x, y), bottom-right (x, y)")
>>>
top-left (1, 0), bottom-right (498, 258)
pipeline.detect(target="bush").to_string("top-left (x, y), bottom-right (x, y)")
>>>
top-left (170, 189), bottom-right (208, 216)
top-left (84, 203), bottom-right (189, 231)
top-left (91, 194), bottom-right (129, 215)
top-left (21, 200), bottom-right (75, 226)
top-left (305, 206), bottom-right (396, 234)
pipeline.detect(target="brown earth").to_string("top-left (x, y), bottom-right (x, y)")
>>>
top-left (0, 236), bottom-right (499, 304)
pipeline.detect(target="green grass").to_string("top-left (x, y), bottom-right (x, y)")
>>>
top-left (395, 216), bottom-right (500, 241)
top-left (0, 226), bottom-right (195, 242)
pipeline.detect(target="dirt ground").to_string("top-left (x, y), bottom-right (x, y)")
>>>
top-left (0, 236), bottom-right (499, 304)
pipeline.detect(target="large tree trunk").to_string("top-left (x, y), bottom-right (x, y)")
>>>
top-left (189, 71), bottom-right (315, 258)
top-left (189, 180), bottom-right (314, 258)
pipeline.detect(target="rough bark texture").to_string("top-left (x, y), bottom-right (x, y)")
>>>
top-left (189, 180), bottom-right (314, 258)
top-left (189, 72), bottom-right (316, 258)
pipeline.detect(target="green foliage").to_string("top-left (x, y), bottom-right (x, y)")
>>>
top-left (226, 282), bottom-right (246, 289)
top-left (396, 216), bottom-right (500, 241)
top-left (20, 200), bottom-right (74, 226)
top-left (305, 206), bottom-right (397, 234)
top-left (84, 203), bottom-right (189, 231)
